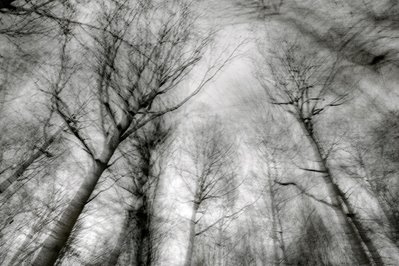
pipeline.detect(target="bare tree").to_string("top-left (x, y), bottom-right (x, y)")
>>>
top-left (32, 1), bottom-right (231, 265)
top-left (255, 158), bottom-right (288, 265)
top-left (256, 37), bottom-right (387, 265)
top-left (106, 117), bottom-right (172, 266)
top-left (178, 119), bottom-right (238, 266)
top-left (249, 108), bottom-right (292, 266)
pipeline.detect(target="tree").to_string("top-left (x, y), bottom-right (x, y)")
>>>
top-left (178, 118), bottom-right (238, 266)
top-left (248, 106), bottom-right (293, 266)
top-left (256, 153), bottom-right (288, 265)
top-left (106, 117), bottom-right (172, 266)
top-left (256, 37), bottom-right (386, 265)
top-left (32, 1), bottom-right (230, 265)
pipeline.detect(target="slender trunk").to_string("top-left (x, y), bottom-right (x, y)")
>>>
top-left (32, 142), bottom-right (116, 266)
top-left (266, 153), bottom-right (286, 265)
top-left (109, 157), bottom-right (160, 266)
top-left (216, 215), bottom-right (225, 266)
top-left (144, 210), bottom-right (154, 266)
top-left (184, 201), bottom-right (199, 266)
top-left (277, 212), bottom-right (288, 264)
top-left (0, 85), bottom-right (5, 166)
top-left (268, 176), bottom-right (280, 266)
top-left (144, 171), bottom-right (162, 266)
top-left (298, 119), bottom-right (380, 265)
top-left (135, 194), bottom-right (151, 266)
top-left (0, 129), bottom-right (61, 193)
top-left (106, 209), bottom-right (134, 266)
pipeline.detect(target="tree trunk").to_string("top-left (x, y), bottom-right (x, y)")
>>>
top-left (277, 213), bottom-right (288, 264)
top-left (108, 153), bottom-right (160, 266)
top-left (31, 127), bottom-right (124, 266)
top-left (266, 152), bottom-right (286, 265)
top-left (135, 194), bottom-right (151, 266)
top-left (32, 155), bottom-right (111, 265)
top-left (268, 173), bottom-right (281, 266)
top-left (0, 129), bottom-right (61, 193)
top-left (184, 201), bottom-right (199, 266)
top-left (298, 119), bottom-right (380, 265)
top-left (106, 209), bottom-right (134, 266)
top-left (216, 218), bottom-right (224, 266)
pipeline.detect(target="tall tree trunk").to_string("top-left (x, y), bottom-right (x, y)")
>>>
top-left (108, 152), bottom-right (161, 266)
top-left (277, 209), bottom-right (288, 264)
top-left (107, 196), bottom-right (154, 266)
top-left (143, 171), bottom-right (162, 266)
top-left (269, 177), bottom-right (281, 266)
top-left (298, 119), bottom-right (382, 265)
top-left (135, 194), bottom-right (151, 266)
top-left (266, 152), bottom-right (286, 265)
top-left (216, 218), bottom-right (224, 266)
top-left (184, 201), bottom-right (199, 266)
top-left (31, 126), bottom-right (125, 266)
top-left (106, 209), bottom-right (134, 266)
top-left (31, 131), bottom-right (120, 266)
top-left (32, 158), bottom-right (109, 266)
top-left (0, 129), bottom-right (61, 193)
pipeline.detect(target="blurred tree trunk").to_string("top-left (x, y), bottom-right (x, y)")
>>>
top-left (107, 119), bottom-right (169, 266)
top-left (135, 194), bottom-right (151, 266)
top-left (256, 36), bottom-right (390, 265)
top-left (298, 118), bottom-right (381, 265)
top-left (106, 209), bottom-right (134, 266)
top-left (184, 201), bottom-right (199, 266)
top-left (268, 174), bottom-right (282, 266)
top-left (32, 151), bottom-right (111, 266)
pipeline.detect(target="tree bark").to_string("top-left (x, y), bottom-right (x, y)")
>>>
top-left (184, 201), bottom-right (199, 266)
top-left (298, 119), bottom-right (381, 265)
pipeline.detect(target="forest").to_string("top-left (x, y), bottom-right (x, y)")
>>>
top-left (1, 0), bottom-right (399, 265)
